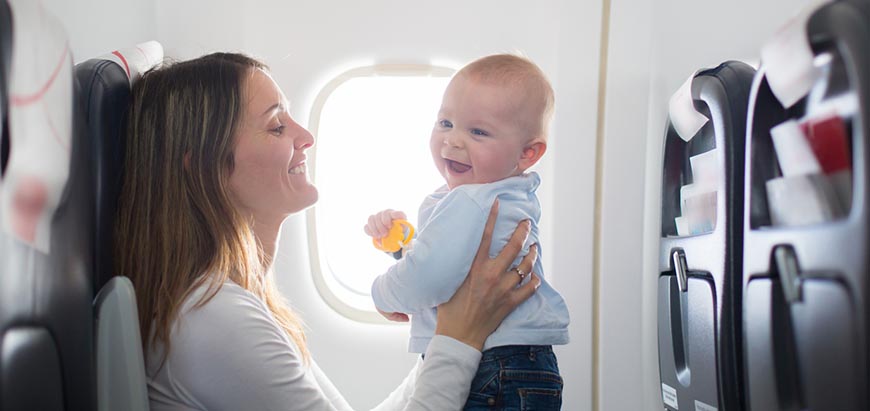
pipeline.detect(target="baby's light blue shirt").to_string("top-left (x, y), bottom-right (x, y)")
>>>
top-left (371, 172), bottom-right (570, 353)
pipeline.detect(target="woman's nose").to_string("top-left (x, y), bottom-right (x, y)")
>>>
top-left (295, 125), bottom-right (315, 151)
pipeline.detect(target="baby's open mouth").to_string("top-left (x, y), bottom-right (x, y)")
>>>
top-left (446, 159), bottom-right (471, 174)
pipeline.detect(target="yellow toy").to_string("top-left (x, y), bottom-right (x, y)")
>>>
top-left (372, 219), bottom-right (415, 253)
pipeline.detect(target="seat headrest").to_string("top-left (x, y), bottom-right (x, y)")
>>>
top-left (74, 40), bottom-right (162, 292)
top-left (1, 0), bottom-right (72, 253)
top-left (99, 41), bottom-right (163, 85)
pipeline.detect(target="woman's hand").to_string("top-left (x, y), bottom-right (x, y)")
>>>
top-left (434, 199), bottom-right (540, 350)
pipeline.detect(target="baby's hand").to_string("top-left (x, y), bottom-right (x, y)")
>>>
top-left (364, 209), bottom-right (407, 239)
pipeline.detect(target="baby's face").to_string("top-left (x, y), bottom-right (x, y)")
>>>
top-left (430, 75), bottom-right (538, 189)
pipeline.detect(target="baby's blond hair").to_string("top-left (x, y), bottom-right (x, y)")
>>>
top-left (457, 54), bottom-right (555, 140)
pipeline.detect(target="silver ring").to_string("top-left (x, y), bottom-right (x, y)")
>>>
top-left (513, 267), bottom-right (527, 279)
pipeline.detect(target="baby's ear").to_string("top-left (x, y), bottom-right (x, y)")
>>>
top-left (518, 139), bottom-right (547, 171)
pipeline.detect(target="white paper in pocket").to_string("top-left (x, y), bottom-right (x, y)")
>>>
top-left (680, 184), bottom-right (717, 235)
top-left (690, 149), bottom-right (719, 190)
top-left (770, 119), bottom-right (822, 177)
top-left (674, 216), bottom-right (689, 237)
top-left (766, 174), bottom-right (844, 226)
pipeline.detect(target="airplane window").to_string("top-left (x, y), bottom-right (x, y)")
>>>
top-left (307, 66), bottom-right (453, 322)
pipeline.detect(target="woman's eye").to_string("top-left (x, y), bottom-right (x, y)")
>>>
top-left (470, 128), bottom-right (489, 137)
top-left (270, 124), bottom-right (286, 135)
top-left (438, 119), bottom-right (453, 129)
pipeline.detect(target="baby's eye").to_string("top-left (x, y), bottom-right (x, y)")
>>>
top-left (438, 119), bottom-right (453, 129)
top-left (470, 128), bottom-right (489, 137)
top-left (270, 124), bottom-right (286, 136)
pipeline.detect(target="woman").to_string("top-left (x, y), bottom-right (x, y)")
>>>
top-left (115, 53), bottom-right (540, 410)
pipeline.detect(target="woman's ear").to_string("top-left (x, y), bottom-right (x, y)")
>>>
top-left (183, 152), bottom-right (191, 170)
top-left (518, 140), bottom-right (547, 171)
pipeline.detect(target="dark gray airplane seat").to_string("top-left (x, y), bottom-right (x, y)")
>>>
top-left (658, 60), bottom-right (755, 411)
top-left (76, 41), bottom-right (164, 411)
top-left (0, 1), bottom-right (95, 409)
top-left (742, 1), bottom-right (870, 409)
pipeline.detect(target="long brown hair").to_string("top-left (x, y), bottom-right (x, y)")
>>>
top-left (116, 52), bottom-right (308, 363)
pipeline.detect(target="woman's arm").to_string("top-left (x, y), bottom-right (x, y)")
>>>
top-left (400, 336), bottom-right (483, 411)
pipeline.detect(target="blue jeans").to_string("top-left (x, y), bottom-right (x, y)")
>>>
top-left (463, 345), bottom-right (563, 410)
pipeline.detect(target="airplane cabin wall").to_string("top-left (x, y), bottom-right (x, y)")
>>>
top-left (41, 0), bottom-right (157, 63)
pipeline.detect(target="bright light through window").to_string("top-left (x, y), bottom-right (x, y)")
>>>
top-left (308, 66), bottom-right (453, 320)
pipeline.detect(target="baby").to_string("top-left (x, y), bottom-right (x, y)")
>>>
top-left (365, 54), bottom-right (570, 409)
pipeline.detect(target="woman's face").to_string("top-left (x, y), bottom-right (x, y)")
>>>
top-left (227, 68), bottom-right (318, 223)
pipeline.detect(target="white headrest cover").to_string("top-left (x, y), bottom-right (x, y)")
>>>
top-left (1, 0), bottom-right (72, 252)
top-left (100, 41), bottom-right (163, 85)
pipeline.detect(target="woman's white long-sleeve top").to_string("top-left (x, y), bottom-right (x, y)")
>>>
top-left (146, 280), bottom-right (481, 411)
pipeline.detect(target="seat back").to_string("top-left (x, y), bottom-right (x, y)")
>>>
top-left (0, 1), bottom-right (95, 409)
top-left (657, 61), bottom-right (756, 411)
top-left (75, 41), bottom-right (162, 293)
top-left (75, 40), bottom-right (163, 411)
top-left (742, 1), bottom-right (870, 409)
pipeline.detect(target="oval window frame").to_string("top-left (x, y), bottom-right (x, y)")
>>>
top-left (306, 64), bottom-right (455, 323)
